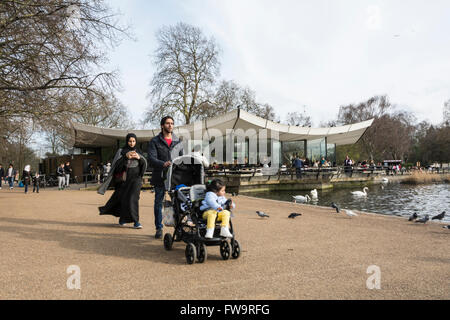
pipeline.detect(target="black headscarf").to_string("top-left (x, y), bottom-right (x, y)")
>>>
top-left (121, 133), bottom-right (140, 155)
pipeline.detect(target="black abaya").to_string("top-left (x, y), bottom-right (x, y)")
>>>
top-left (99, 156), bottom-right (146, 224)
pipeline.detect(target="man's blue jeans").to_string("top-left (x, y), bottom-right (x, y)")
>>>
top-left (154, 186), bottom-right (165, 230)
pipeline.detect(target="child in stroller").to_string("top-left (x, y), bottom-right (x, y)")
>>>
top-left (200, 179), bottom-right (234, 239)
top-left (162, 155), bottom-right (241, 264)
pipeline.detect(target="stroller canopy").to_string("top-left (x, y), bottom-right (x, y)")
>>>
top-left (165, 155), bottom-right (207, 191)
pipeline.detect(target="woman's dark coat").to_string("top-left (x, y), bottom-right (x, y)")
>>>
top-left (22, 170), bottom-right (31, 186)
top-left (98, 148), bottom-right (147, 224)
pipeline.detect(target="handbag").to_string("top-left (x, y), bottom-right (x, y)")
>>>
top-left (162, 194), bottom-right (175, 227)
top-left (114, 160), bottom-right (130, 183)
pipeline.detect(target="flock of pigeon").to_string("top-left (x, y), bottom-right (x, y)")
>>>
top-left (256, 210), bottom-right (302, 219)
top-left (408, 211), bottom-right (448, 228)
top-left (255, 188), bottom-right (363, 219)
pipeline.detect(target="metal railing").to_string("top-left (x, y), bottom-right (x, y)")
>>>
top-left (36, 165), bottom-right (448, 189)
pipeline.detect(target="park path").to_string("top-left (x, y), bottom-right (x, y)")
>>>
top-left (0, 188), bottom-right (448, 299)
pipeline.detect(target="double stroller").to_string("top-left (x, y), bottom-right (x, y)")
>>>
top-left (162, 155), bottom-right (241, 264)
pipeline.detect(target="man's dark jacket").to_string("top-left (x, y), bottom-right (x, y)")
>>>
top-left (147, 132), bottom-right (184, 187)
top-left (64, 165), bottom-right (72, 175)
top-left (293, 158), bottom-right (303, 169)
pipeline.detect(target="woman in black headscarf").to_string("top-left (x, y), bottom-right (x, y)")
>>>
top-left (98, 133), bottom-right (147, 228)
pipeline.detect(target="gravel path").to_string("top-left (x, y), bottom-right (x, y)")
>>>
top-left (0, 189), bottom-right (448, 299)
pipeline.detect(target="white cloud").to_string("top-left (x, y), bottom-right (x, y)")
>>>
top-left (108, 0), bottom-right (450, 125)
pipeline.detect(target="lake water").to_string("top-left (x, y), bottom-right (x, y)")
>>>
top-left (244, 183), bottom-right (450, 223)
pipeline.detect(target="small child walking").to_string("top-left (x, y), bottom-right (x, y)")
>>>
top-left (200, 179), bottom-right (235, 239)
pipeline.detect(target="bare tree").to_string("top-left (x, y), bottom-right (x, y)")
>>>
top-left (204, 80), bottom-right (241, 117)
top-left (285, 108), bottom-right (312, 127)
top-left (73, 94), bottom-right (134, 129)
top-left (145, 22), bottom-right (220, 126)
top-left (44, 127), bottom-right (65, 156)
top-left (0, 0), bottom-right (130, 139)
top-left (444, 99), bottom-right (450, 126)
top-left (337, 95), bottom-right (416, 161)
top-left (375, 112), bottom-right (416, 160)
top-left (198, 80), bottom-right (277, 121)
top-left (258, 103), bottom-right (277, 121)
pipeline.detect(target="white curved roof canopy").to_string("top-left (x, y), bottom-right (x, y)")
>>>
top-left (72, 109), bottom-right (374, 147)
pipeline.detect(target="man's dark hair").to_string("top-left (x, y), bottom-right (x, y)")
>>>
top-left (160, 116), bottom-right (174, 126)
top-left (206, 178), bottom-right (225, 193)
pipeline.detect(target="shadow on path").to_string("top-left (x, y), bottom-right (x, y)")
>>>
top-left (0, 217), bottom-right (192, 265)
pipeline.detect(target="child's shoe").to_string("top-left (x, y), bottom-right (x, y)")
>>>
top-left (204, 228), bottom-right (214, 239)
top-left (220, 226), bottom-right (233, 238)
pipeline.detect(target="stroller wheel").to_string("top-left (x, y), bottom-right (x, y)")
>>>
top-left (197, 243), bottom-right (207, 263)
top-left (231, 239), bottom-right (241, 259)
top-left (163, 233), bottom-right (173, 251)
top-left (220, 240), bottom-right (231, 260)
top-left (185, 243), bottom-right (197, 264)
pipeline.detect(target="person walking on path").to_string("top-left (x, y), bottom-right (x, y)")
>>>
top-left (293, 155), bottom-right (303, 179)
top-left (6, 164), bottom-right (15, 189)
top-left (22, 165), bottom-right (32, 194)
top-left (32, 171), bottom-right (41, 193)
top-left (57, 163), bottom-right (65, 190)
top-left (103, 162), bottom-right (111, 182)
top-left (98, 133), bottom-right (147, 229)
top-left (64, 161), bottom-right (72, 188)
top-left (147, 116), bottom-right (184, 239)
top-left (0, 164), bottom-right (4, 190)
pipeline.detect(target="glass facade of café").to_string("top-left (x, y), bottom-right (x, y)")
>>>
top-left (70, 109), bottom-right (372, 169)
top-left (281, 138), bottom-right (336, 166)
top-left (70, 135), bottom-right (336, 169)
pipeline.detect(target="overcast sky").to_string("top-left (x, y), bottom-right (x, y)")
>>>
top-left (106, 0), bottom-right (450, 126)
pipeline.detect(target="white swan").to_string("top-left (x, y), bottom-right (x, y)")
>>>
top-left (310, 189), bottom-right (318, 199)
top-left (292, 195), bottom-right (311, 203)
top-left (351, 187), bottom-right (369, 197)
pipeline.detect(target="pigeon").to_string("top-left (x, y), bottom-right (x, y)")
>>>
top-left (331, 202), bottom-right (340, 213)
top-left (431, 211), bottom-right (446, 221)
top-left (415, 215), bottom-right (429, 224)
top-left (408, 212), bottom-right (418, 221)
top-left (443, 225), bottom-right (450, 230)
top-left (344, 209), bottom-right (358, 217)
top-left (256, 211), bottom-right (269, 218)
top-left (288, 213), bottom-right (302, 219)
